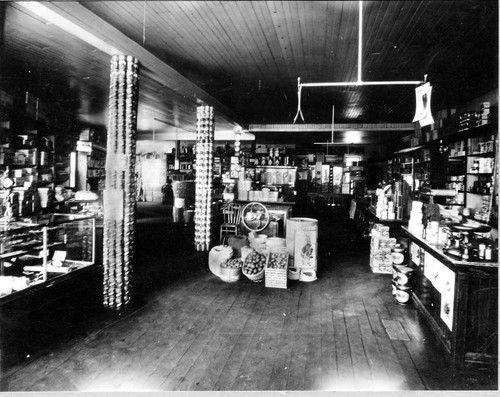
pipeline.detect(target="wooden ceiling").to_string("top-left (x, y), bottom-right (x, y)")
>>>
top-left (0, 1), bottom-right (497, 144)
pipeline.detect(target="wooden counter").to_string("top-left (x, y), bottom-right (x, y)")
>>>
top-left (403, 226), bottom-right (497, 368)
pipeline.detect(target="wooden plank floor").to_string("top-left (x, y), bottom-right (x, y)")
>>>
top-left (2, 206), bottom-right (498, 391)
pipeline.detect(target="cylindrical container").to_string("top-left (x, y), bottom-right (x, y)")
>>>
top-left (392, 264), bottom-right (414, 305)
top-left (394, 194), bottom-right (403, 207)
top-left (485, 246), bottom-right (492, 260)
top-left (396, 207), bottom-right (403, 220)
top-left (183, 209), bottom-right (194, 224)
top-left (478, 243), bottom-right (486, 259)
top-left (287, 266), bottom-right (300, 280)
top-left (286, 218), bottom-right (318, 279)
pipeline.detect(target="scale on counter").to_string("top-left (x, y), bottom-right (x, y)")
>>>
top-left (443, 221), bottom-right (492, 259)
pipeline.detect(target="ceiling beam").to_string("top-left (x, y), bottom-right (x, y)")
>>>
top-left (249, 123), bottom-right (415, 132)
top-left (19, 1), bottom-right (245, 131)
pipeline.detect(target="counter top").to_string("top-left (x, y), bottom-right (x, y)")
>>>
top-left (402, 226), bottom-right (498, 269)
top-left (363, 207), bottom-right (409, 224)
top-left (0, 213), bottom-right (95, 236)
top-left (234, 200), bottom-right (295, 206)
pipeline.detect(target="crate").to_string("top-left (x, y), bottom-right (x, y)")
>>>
top-left (265, 249), bottom-right (288, 289)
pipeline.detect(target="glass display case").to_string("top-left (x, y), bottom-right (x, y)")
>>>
top-left (0, 213), bottom-right (95, 299)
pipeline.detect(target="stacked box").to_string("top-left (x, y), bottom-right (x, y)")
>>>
top-left (408, 200), bottom-right (424, 236)
top-left (476, 102), bottom-right (491, 126)
top-left (449, 140), bottom-right (465, 157)
top-left (369, 224), bottom-right (397, 274)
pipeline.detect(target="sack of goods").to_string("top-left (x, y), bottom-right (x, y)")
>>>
top-left (208, 245), bottom-right (233, 278)
top-left (248, 232), bottom-right (268, 254)
top-left (227, 235), bottom-right (249, 258)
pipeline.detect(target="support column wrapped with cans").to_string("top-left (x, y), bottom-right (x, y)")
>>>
top-left (103, 55), bottom-right (140, 310)
top-left (194, 106), bottom-right (214, 251)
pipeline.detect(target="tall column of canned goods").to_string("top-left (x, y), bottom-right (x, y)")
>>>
top-left (194, 106), bottom-right (214, 251)
top-left (103, 55), bottom-right (140, 310)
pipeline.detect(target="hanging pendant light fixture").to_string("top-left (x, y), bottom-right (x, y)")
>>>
top-left (294, 0), bottom-right (424, 123)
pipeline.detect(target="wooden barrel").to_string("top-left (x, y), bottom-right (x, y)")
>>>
top-left (172, 181), bottom-right (195, 207)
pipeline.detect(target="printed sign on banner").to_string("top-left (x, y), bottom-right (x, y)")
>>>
top-left (413, 82), bottom-right (434, 127)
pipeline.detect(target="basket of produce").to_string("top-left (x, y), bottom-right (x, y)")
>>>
top-left (242, 249), bottom-right (267, 282)
top-left (220, 258), bottom-right (243, 283)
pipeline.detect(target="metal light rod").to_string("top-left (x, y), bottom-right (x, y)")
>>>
top-left (358, 0), bottom-right (363, 83)
top-left (298, 0), bottom-right (423, 90)
top-left (300, 80), bottom-right (422, 87)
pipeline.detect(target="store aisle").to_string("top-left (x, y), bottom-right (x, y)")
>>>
top-left (2, 206), bottom-right (497, 391)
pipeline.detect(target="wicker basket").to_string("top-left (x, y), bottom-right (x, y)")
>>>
top-left (242, 266), bottom-right (265, 282)
top-left (220, 267), bottom-right (242, 283)
top-left (242, 250), bottom-right (267, 282)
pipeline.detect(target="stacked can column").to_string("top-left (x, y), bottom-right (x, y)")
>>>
top-left (194, 106), bottom-right (214, 251)
top-left (103, 55), bottom-right (140, 310)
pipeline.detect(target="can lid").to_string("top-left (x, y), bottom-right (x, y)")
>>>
top-left (393, 264), bottom-right (413, 274)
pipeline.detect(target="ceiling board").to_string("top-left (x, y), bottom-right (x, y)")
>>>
top-left (1, 1), bottom-right (497, 145)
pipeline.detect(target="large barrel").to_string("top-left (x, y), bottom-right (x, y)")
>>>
top-left (172, 180), bottom-right (195, 206)
top-left (286, 218), bottom-right (318, 281)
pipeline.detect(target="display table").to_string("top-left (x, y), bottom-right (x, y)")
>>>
top-left (235, 200), bottom-right (294, 238)
top-left (403, 226), bottom-right (498, 368)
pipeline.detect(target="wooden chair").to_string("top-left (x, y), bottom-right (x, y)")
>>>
top-left (220, 202), bottom-right (243, 244)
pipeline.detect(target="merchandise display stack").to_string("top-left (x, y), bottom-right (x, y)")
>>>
top-left (103, 55), bottom-right (140, 311)
top-left (369, 223), bottom-right (397, 274)
top-left (476, 102), bottom-right (491, 127)
top-left (194, 105), bottom-right (214, 252)
top-left (374, 185), bottom-right (393, 220)
top-left (392, 254), bottom-right (414, 305)
top-left (408, 200), bottom-right (424, 237)
top-left (393, 181), bottom-right (404, 220)
top-left (208, 220), bottom-right (319, 287)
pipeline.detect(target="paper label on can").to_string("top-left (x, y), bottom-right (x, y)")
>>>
top-left (392, 252), bottom-right (405, 265)
top-left (294, 227), bottom-right (317, 269)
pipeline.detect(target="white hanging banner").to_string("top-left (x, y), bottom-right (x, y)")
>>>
top-left (412, 82), bottom-right (434, 127)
